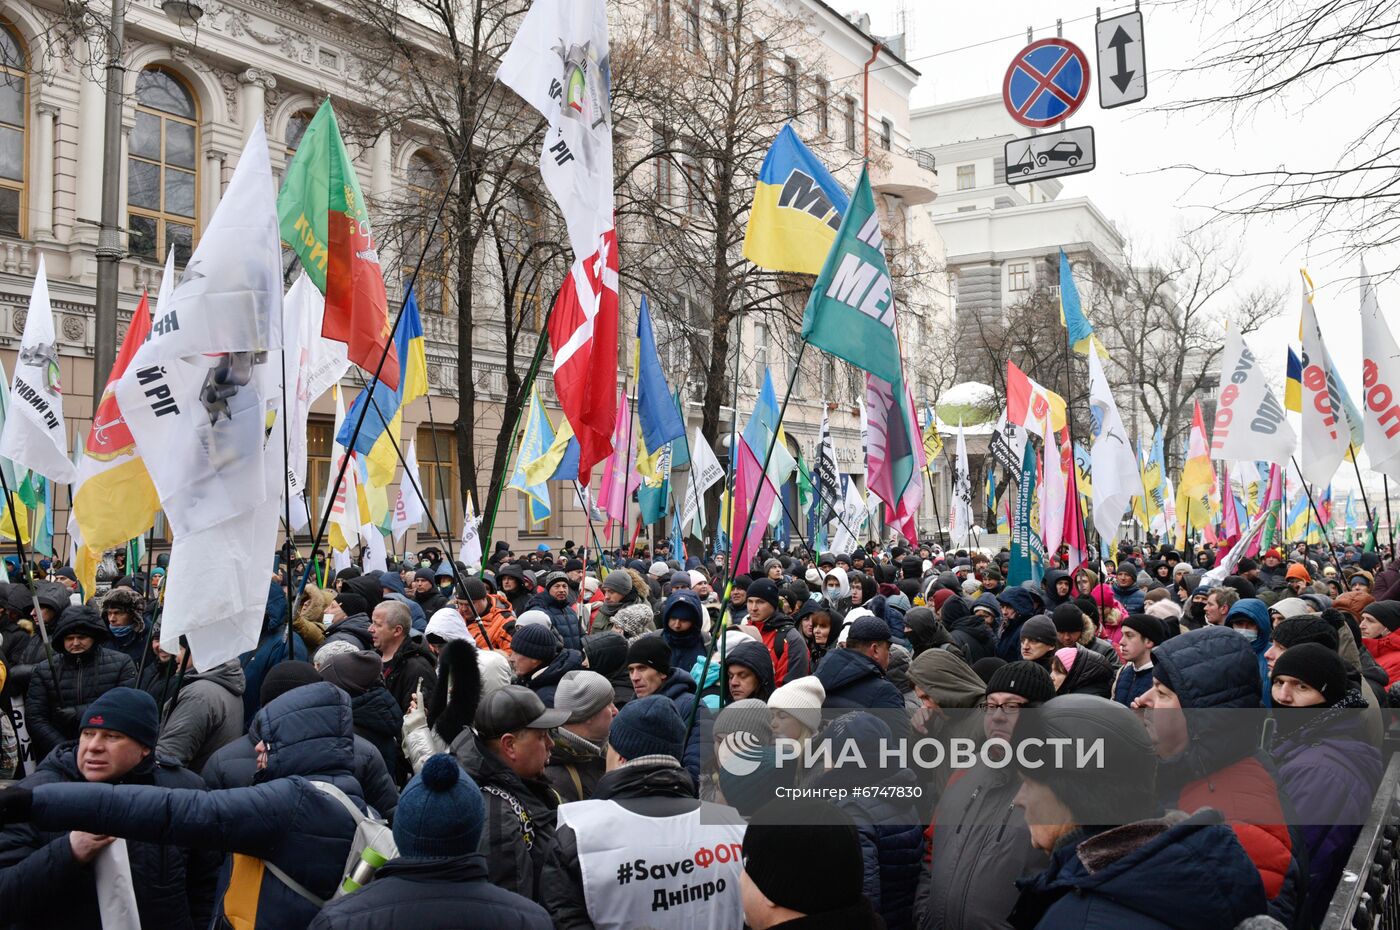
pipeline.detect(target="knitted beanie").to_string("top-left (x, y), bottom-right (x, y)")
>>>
top-left (984, 660), bottom-right (1055, 705)
top-left (743, 800), bottom-right (864, 913)
top-left (768, 676), bottom-right (825, 734)
top-left (1051, 604), bottom-right (1085, 634)
top-left (1020, 615), bottom-right (1058, 646)
top-left (1271, 642), bottom-right (1350, 706)
top-left (1272, 615), bottom-right (1340, 652)
top-left (554, 670), bottom-right (615, 724)
top-left (511, 623), bottom-right (561, 661)
top-left (626, 635), bottom-right (673, 675)
top-left (318, 649), bottom-right (383, 697)
top-left (80, 687), bottom-right (159, 749)
top-left (601, 571), bottom-right (634, 595)
top-left (747, 578), bottom-right (782, 611)
top-left (392, 754), bottom-right (487, 857)
top-left (608, 695), bottom-right (686, 761)
top-left (1122, 614), bottom-right (1167, 647)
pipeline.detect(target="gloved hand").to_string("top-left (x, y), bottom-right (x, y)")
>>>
top-left (0, 786), bottom-right (33, 824)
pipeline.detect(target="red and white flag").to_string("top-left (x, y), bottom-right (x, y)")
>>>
top-left (1360, 260), bottom-right (1400, 481)
top-left (500, 0), bottom-right (618, 483)
top-left (1006, 360), bottom-right (1066, 441)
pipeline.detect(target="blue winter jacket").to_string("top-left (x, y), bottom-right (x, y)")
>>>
top-left (659, 591), bottom-right (708, 672)
top-left (1012, 810), bottom-right (1268, 930)
top-left (27, 682), bottom-right (365, 930)
top-left (307, 853), bottom-right (552, 930)
top-left (239, 582), bottom-right (309, 722)
top-left (658, 667), bottom-right (707, 785)
top-left (1111, 663), bottom-right (1154, 707)
top-left (1111, 581), bottom-right (1146, 614)
top-left (815, 646), bottom-right (905, 711)
top-left (995, 587), bottom-right (1039, 662)
top-left (526, 591), bottom-right (585, 652)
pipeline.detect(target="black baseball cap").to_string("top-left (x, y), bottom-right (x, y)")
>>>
top-left (473, 685), bottom-right (569, 739)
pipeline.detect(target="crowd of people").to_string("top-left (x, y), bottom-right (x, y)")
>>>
top-left (0, 535), bottom-right (1393, 929)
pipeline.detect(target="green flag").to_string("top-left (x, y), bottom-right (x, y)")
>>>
top-left (800, 168), bottom-right (903, 385)
top-left (277, 99), bottom-right (397, 390)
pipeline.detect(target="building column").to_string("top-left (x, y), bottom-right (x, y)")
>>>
top-left (237, 69), bottom-right (276, 142)
top-left (31, 104), bottom-right (58, 241)
top-left (203, 148), bottom-right (225, 229)
top-left (74, 60), bottom-right (104, 243)
top-left (371, 131), bottom-right (391, 201)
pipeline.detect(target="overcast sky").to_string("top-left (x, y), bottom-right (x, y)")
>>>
top-left (858, 0), bottom-right (1399, 505)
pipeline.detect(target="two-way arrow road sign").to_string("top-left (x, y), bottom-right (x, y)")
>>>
top-left (1096, 11), bottom-right (1146, 108)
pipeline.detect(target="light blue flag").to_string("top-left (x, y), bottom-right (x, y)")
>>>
top-left (508, 390), bottom-right (554, 526)
top-left (1059, 250), bottom-right (1096, 354)
top-left (671, 503), bottom-right (684, 557)
top-left (31, 474), bottom-right (52, 557)
top-left (669, 391), bottom-right (690, 470)
top-left (636, 296), bottom-right (686, 452)
top-left (549, 432), bottom-right (581, 482)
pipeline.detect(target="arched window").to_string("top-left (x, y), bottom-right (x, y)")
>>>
top-left (128, 67), bottom-right (197, 264)
top-left (0, 21), bottom-right (26, 237)
top-left (285, 107), bottom-right (315, 155)
top-left (407, 151), bottom-right (450, 314)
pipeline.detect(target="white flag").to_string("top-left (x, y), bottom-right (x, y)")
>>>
top-left (459, 493), bottom-right (482, 568)
top-left (284, 273), bottom-right (349, 498)
top-left (360, 524), bottom-right (388, 573)
top-left (1210, 327), bottom-right (1295, 465)
top-left (1087, 350), bottom-right (1142, 541)
top-left (949, 422), bottom-right (974, 547)
top-left (681, 426), bottom-right (723, 537)
top-left (832, 477), bottom-right (868, 554)
top-left (391, 438), bottom-right (426, 543)
top-left (114, 122), bottom-right (283, 536)
top-left (1360, 260), bottom-right (1400, 481)
top-left (323, 386), bottom-right (361, 548)
top-left (1041, 429), bottom-right (1069, 555)
top-left (498, 0), bottom-right (614, 261)
top-left (0, 257), bottom-right (74, 484)
top-left (1298, 283), bottom-right (1353, 487)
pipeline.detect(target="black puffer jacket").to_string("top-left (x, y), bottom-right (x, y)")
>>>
top-left (25, 607), bottom-right (136, 763)
top-left (383, 639), bottom-right (438, 714)
top-left (452, 728), bottom-right (560, 901)
top-left (938, 599), bottom-right (996, 664)
top-left (350, 686), bottom-right (402, 778)
top-left (0, 744), bottom-right (221, 930)
top-left (521, 648), bottom-right (585, 708)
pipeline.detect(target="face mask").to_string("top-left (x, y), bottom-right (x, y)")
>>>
top-left (108, 623), bottom-right (135, 640)
top-left (1235, 627), bottom-right (1258, 644)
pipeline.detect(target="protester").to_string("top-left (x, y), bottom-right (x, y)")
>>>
top-left (625, 636), bottom-right (704, 782)
top-left (25, 605), bottom-right (137, 763)
top-left (372, 600), bottom-right (438, 713)
top-left (1359, 600), bottom-right (1400, 685)
top-left (318, 648), bottom-right (401, 778)
top-left (323, 592), bottom-right (376, 649)
top-left (816, 614), bottom-right (904, 710)
top-left (451, 685), bottom-right (565, 900)
top-left (542, 696), bottom-right (747, 927)
top-left (527, 570), bottom-right (586, 651)
top-left (725, 637), bottom-right (777, 703)
top-left (1048, 645), bottom-right (1113, 697)
top-left (1269, 643), bottom-right (1382, 926)
top-left (1008, 694), bottom-right (1268, 929)
top-left (0, 688), bottom-right (221, 929)
top-left (544, 670), bottom-right (615, 802)
top-left (743, 578), bottom-right (810, 686)
top-left (658, 589), bottom-right (708, 673)
top-left (458, 577), bottom-right (517, 654)
top-left (581, 630), bottom-right (633, 708)
top-left (100, 586), bottom-right (148, 666)
top-left (1226, 598), bottom-right (1275, 706)
top-left (1111, 614), bottom-right (1163, 706)
top-left (511, 622), bottom-right (585, 707)
top-left (155, 646), bottom-right (245, 773)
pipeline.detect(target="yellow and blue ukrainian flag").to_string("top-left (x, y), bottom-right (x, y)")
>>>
top-left (742, 124), bottom-right (849, 275)
top-left (337, 289), bottom-right (428, 488)
top-left (508, 389), bottom-right (554, 526)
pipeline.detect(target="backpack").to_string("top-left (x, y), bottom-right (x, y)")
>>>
top-left (265, 781), bottom-right (398, 908)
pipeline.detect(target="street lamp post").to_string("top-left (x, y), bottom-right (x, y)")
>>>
top-left (91, 0), bottom-right (125, 403)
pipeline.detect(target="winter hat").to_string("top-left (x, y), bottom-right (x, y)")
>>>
top-left (511, 623), bottom-right (561, 661)
top-left (1271, 598), bottom-right (1312, 620)
top-left (1363, 601), bottom-right (1400, 633)
top-left (648, 561), bottom-right (670, 579)
top-left (1273, 615), bottom-right (1340, 652)
top-left (961, 578), bottom-right (982, 597)
top-left (1271, 642), bottom-right (1350, 706)
top-left (334, 592), bottom-right (368, 617)
top-left (1349, 570), bottom-right (1375, 589)
top-left (564, 558), bottom-right (585, 573)
top-left (984, 660), bottom-right (1055, 705)
top-left (1020, 615), bottom-right (1058, 646)
top-left (1050, 603), bottom-right (1084, 634)
top-left (689, 569), bottom-right (709, 588)
top-left (1053, 646), bottom-right (1079, 673)
top-left (747, 578), bottom-right (782, 611)
top-left (971, 656), bottom-right (1008, 684)
top-left (554, 670), bottom-right (615, 724)
top-left (1122, 614), bottom-right (1166, 647)
top-left (393, 754), bottom-right (487, 857)
top-left (767, 676), bottom-right (825, 733)
top-left (80, 687), bottom-right (159, 748)
top-left (1334, 590), bottom-right (1376, 621)
top-left (670, 571), bottom-right (692, 589)
top-left (413, 568), bottom-right (436, 584)
top-left (608, 694), bottom-right (686, 762)
top-left (312, 640), bottom-right (360, 670)
top-left (744, 799), bottom-right (865, 913)
top-left (610, 603), bottom-right (657, 641)
top-left (514, 608), bottom-right (553, 629)
top-left (601, 571), bottom-right (634, 595)
top-left (626, 635), bottom-right (673, 675)
top-left (461, 577), bottom-right (489, 602)
top-left (319, 649), bottom-right (383, 697)
top-left (259, 660), bottom-right (322, 707)
top-left (931, 588), bottom-right (956, 612)
top-left (732, 574), bottom-right (753, 593)
top-left (847, 614), bottom-right (891, 643)
top-left (1286, 563), bottom-right (1312, 583)
top-left (381, 573), bottom-right (407, 595)
top-left (542, 571), bottom-right (569, 591)
top-left (1144, 598), bottom-right (1183, 623)
top-left (713, 698), bottom-right (772, 742)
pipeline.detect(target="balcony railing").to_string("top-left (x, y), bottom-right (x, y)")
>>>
top-left (1322, 751), bottom-right (1400, 929)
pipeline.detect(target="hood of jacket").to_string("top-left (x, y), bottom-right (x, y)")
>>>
top-left (814, 646), bottom-right (884, 692)
top-left (187, 659), bottom-right (247, 697)
top-left (1151, 626), bottom-right (1262, 787)
top-left (723, 639), bottom-right (776, 699)
top-left (251, 681), bottom-right (356, 782)
top-left (861, 594), bottom-right (906, 642)
top-left (1043, 569), bottom-right (1071, 603)
top-left (425, 607), bottom-right (471, 642)
top-left (997, 586), bottom-right (1038, 620)
top-left (1225, 598), bottom-right (1273, 657)
top-left (658, 666), bottom-right (699, 702)
top-left (1015, 810), bottom-right (1267, 930)
top-left (1057, 645), bottom-right (1114, 697)
top-left (908, 649), bottom-right (985, 708)
top-left (529, 648), bottom-right (585, 689)
top-left (594, 758), bottom-right (697, 801)
top-left (822, 566), bottom-right (850, 601)
top-left (582, 631), bottom-right (629, 677)
top-left (53, 606), bottom-right (110, 649)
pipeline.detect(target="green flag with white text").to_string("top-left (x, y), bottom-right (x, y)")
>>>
top-left (800, 168), bottom-right (903, 385)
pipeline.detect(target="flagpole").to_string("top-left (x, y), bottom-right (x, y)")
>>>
top-left (687, 342), bottom-right (808, 747)
top-left (1059, 335), bottom-right (1091, 559)
top-left (721, 317), bottom-right (745, 567)
top-left (619, 385), bottom-right (638, 556)
top-left (1290, 456), bottom-right (1343, 568)
top-left (1346, 444), bottom-right (1378, 548)
top-left (1385, 474), bottom-right (1396, 556)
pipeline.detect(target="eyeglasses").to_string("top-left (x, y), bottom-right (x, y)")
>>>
top-left (979, 701), bottom-right (1028, 716)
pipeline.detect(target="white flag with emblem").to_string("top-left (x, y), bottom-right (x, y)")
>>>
top-left (1359, 260), bottom-right (1400, 481)
top-left (0, 257), bottom-right (74, 484)
top-left (391, 437), bottom-right (426, 543)
top-left (681, 426), bottom-right (723, 537)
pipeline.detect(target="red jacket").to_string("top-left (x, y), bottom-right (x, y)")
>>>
top-left (1364, 630), bottom-right (1400, 686)
top-left (1179, 754), bottom-right (1292, 899)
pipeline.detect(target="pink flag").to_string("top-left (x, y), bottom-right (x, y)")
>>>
top-left (731, 439), bottom-right (778, 576)
top-left (1059, 428), bottom-right (1087, 570)
top-left (597, 390), bottom-right (639, 526)
top-left (1221, 464), bottom-right (1241, 541)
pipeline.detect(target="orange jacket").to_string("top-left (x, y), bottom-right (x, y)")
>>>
top-left (1364, 629), bottom-right (1400, 686)
top-left (466, 593), bottom-right (516, 656)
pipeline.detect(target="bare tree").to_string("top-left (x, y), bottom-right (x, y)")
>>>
top-left (1167, 0), bottom-right (1400, 276)
top-left (1099, 231), bottom-right (1284, 473)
